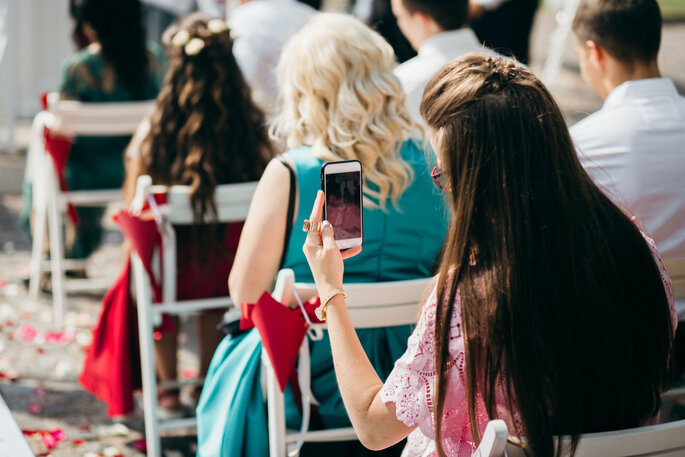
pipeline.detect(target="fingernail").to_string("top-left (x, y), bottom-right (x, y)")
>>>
top-left (322, 220), bottom-right (331, 229)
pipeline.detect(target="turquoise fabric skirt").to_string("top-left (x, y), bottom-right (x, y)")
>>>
top-left (196, 325), bottom-right (412, 457)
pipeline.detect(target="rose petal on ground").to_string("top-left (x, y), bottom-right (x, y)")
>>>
top-left (76, 330), bottom-right (92, 347)
top-left (72, 438), bottom-right (84, 446)
top-left (18, 323), bottom-right (38, 342)
top-left (51, 429), bottom-right (66, 442)
top-left (108, 423), bottom-right (130, 436)
top-left (103, 446), bottom-right (123, 457)
top-left (133, 439), bottom-right (147, 451)
top-left (42, 432), bottom-right (57, 449)
top-left (3, 283), bottom-right (19, 297)
top-left (34, 386), bottom-right (46, 395)
top-left (28, 403), bottom-right (43, 414)
top-left (180, 368), bottom-right (199, 379)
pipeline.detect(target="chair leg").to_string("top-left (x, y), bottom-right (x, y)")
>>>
top-left (265, 353), bottom-right (287, 457)
top-left (133, 256), bottom-right (162, 457)
top-left (28, 164), bottom-right (48, 301)
top-left (46, 173), bottom-right (66, 328)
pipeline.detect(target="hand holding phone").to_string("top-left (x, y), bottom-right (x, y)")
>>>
top-left (320, 160), bottom-right (363, 250)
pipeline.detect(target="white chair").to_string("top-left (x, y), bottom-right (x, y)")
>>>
top-left (130, 175), bottom-right (258, 457)
top-left (479, 418), bottom-right (685, 457)
top-left (27, 92), bottom-right (154, 327)
top-left (265, 268), bottom-right (434, 457)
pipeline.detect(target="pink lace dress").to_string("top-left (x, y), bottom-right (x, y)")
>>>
top-left (379, 233), bottom-right (675, 457)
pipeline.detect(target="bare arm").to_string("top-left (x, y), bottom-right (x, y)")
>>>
top-left (123, 117), bottom-right (151, 205)
top-left (302, 192), bottom-right (415, 450)
top-left (325, 295), bottom-right (416, 449)
top-left (228, 157), bottom-right (293, 306)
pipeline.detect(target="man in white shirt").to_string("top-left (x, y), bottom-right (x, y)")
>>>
top-left (391, 0), bottom-right (498, 123)
top-left (228, 0), bottom-right (316, 115)
top-left (570, 0), bottom-right (685, 322)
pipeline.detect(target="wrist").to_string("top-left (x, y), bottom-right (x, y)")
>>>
top-left (315, 288), bottom-right (346, 321)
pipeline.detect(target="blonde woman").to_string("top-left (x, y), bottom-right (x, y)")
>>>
top-left (196, 13), bottom-right (448, 457)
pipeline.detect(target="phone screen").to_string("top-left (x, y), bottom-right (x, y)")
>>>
top-left (325, 171), bottom-right (362, 241)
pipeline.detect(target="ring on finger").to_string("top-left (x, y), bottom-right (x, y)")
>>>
top-left (303, 219), bottom-right (321, 232)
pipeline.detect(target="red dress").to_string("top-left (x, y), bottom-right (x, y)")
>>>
top-left (79, 222), bottom-right (243, 417)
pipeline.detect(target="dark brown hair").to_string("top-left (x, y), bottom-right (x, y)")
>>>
top-left (69, 0), bottom-right (150, 98)
top-left (139, 13), bottom-right (273, 255)
top-left (572, 0), bottom-right (662, 64)
top-left (402, 0), bottom-right (469, 31)
top-left (420, 54), bottom-right (673, 457)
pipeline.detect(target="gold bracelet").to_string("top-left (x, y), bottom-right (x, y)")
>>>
top-left (315, 288), bottom-right (346, 321)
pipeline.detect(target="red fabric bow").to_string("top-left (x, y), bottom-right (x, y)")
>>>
top-left (240, 292), bottom-right (323, 392)
top-left (79, 201), bottom-right (172, 417)
top-left (42, 127), bottom-right (79, 225)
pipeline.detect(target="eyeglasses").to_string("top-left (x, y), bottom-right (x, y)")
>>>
top-left (431, 166), bottom-right (447, 191)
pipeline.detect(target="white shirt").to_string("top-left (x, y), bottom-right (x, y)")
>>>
top-left (570, 78), bottom-right (685, 317)
top-left (394, 28), bottom-right (498, 124)
top-left (228, 0), bottom-right (316, 115)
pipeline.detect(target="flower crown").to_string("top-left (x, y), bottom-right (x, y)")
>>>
top-left (171, 19), bottom-right (233, 56)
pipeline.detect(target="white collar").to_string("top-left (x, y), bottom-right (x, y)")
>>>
top-left (603, 78), bottom-right (678, 108)
top-left (418, 28), bottom-right (484, 59)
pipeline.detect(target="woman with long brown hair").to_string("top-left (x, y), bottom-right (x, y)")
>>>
top-left (303, 53), bottom-right (676, 457)
top-left (124, 12), bottom-right (273, 415)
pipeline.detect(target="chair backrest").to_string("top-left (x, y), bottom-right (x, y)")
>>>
top-left (265, 270), bottom-right (434, 457)
top-left (274, 270), bottom-right (434, 329)
top-left (483, 418), bottom-right (685, 457)
top-left (166, 181), bottom-right (259, 225)
top-left (45, 91), bottom-right (154, 136)
top-left (133, 175), bottom-right (258, 303)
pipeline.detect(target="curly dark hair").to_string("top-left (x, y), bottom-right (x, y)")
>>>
top-left (69, 0), bottom-right (150, 99)
top-left (139, 13), bottom-right (274, 254)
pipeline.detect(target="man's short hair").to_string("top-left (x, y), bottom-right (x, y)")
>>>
top-left (402, 0), bottom-right (468, 31)
top-left (572, 0), bottom-right (661, 64)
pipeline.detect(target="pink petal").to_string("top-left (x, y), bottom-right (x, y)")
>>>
top-left (42, 432), bottom-right (57, 449)
top-left (133, 439), bottom-right (147, 451)
top-left (51, 429), bottom-right (66, 442)
top-left (34, 386), bottom-right (47, 395)
top-left (18, 323), bottom-right (38, 342)
top-left (28, 403), bottom-right (43, 414)
top-left (180, 369), bottom-right (199, 379)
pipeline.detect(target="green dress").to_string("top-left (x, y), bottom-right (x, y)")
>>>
top-left (21, 43), bottom-right (165, 258)
top-left (196, 140), bottom-right (449, 456)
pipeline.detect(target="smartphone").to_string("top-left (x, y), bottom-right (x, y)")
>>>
top-left (320, 160), bottom-right (363, 250)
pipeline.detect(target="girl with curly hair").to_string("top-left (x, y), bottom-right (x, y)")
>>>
top-left (124, 13), bottom-right (274, 415)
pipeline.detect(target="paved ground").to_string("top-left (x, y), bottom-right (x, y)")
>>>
top-left (0, 8), bottom-right (683, 457)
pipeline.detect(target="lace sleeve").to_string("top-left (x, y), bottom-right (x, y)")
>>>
top-left (379, 284), bottom-right (467, 440)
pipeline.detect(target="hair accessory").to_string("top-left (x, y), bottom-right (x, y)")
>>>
top-left (185, 37), bottom-right (205, 56)
top-left (315, 289), bottom-right (346, 321)
top-left (302, 219), bottom-right (321, 232)
top-left (171, 29), bottom-right (190, 48)
top-left (207, 18), bottom-right (228, 34)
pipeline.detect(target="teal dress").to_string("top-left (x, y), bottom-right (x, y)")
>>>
top-left (196, 141), bottom-right (449, 456)
top-left (21, 44), bottom-right (166, 258)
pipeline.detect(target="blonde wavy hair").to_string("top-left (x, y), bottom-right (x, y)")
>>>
top-left (270, 13), bottom-right (419, 210)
